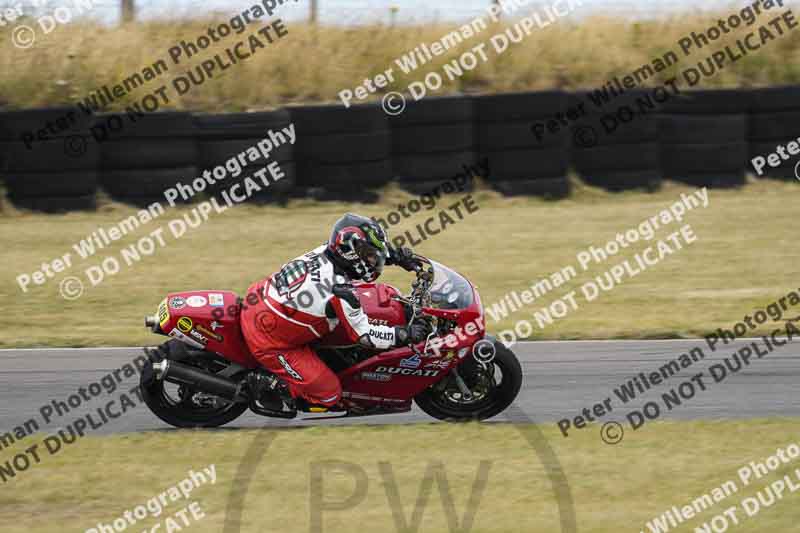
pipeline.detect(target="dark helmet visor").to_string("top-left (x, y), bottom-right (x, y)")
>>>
top-left (354, 240), bottom-right (386, 274)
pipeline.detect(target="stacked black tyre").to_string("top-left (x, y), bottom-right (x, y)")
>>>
top-left (390, 95), bottom-right (477, 195)
top-left (476, 91), bottom-right (570, 198)
top-left (97, 111), bottom-right (198, 206)
top-left (194, 110), bottom-right (295, 204)
top-left (748, 86), bottom-right (800, 181)
top-left (658, 89), bottom-right (749, 188)
top-left (0, 107), bottom-right (98, 212)
top-left (569, 89), bottom-right (661, 191)
top-left (290, 103), bottom-right (390, 202)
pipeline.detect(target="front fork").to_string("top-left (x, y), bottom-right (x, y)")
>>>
top-left (451, 367), bottom-right (474, 401)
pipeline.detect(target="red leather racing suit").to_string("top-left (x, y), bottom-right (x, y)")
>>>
top-left (240, 244), bottom-right (398, 406)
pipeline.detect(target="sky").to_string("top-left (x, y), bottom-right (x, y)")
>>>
top-left (13, 0), bottom-right (774, 26)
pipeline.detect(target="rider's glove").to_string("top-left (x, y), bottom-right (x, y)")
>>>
top-left (394, 321), bottom-right (432, 346)
top-left (389, 246), bottom-right (419, 272)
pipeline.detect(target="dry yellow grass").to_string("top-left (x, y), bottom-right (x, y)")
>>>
top-left (1, 419), bottom-right (800, 532)
top-left (1, 178), bottom-right (799, 347)
top-left (1, 8), bottom-right (798, 111)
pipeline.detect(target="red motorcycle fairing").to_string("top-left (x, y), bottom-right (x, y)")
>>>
top-left (327, 280), bottom-right (487, 407)
top-left (315, 282), bottom-right (408, 347)
top-left (337, 345), bottom-right (459, 405)
top-left (157, 290), bottom-right (259, 368)
top-left (424, 287), bottom-right (485, 352)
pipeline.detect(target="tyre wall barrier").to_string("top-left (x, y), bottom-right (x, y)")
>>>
top-left (748, 86), bottom-right (800, 181)
top-left (390, 95), bottom-right (476, 195)
top-left (195, 109), bottom-right (294, 204)
top-left (477, 91), bottom-right (570, 198)
top-left (0, 107), bottom-right (98, 212)
top-left (291, 102), bottom-right (389, 202)
top-left (97, 111), bottom-right (198, 207)
top-left (658, 88), bottom-right (749, 188)
top-left (0, 85), bottom-right (798, 212)
top-left (569, 89), bottom-right (661, 192)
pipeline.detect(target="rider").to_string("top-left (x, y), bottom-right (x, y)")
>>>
top-left (240, 213), bottom-right (430, 411)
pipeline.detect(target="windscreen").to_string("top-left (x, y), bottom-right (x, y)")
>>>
top-left (428, 260), bottom-right (474, 310)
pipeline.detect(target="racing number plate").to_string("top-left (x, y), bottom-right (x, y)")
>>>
top-left (157, 298), bottom-right (170, 327)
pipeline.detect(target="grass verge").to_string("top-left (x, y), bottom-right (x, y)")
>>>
top-left (1, 419), bottom-right (800, 532)
top-left (2, 179), bottom-right (799, 348)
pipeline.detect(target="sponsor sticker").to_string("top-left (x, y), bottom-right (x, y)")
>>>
top-left (210, 321), bottom-right (224, 331)
top-left (169, 296), bottom-right (186, 310)
top-left (275, 260), bottom-right (309, 298)
top-left (157, 298), bottom-right (170, 327)
top-left (370, 328), bottom-right (394, 342)
top-left (168, 329), bottom-right (204, 349)
top-left (177, 317), bottom-right (193, 333)
top-left (189, 329), bottom-right (209, 345)
top-left (360, 371), bottom-right (392, 382)
top-left (278, 354), bottom-right (303, 381)
top-left (208, 293), bottom-right (225, 306)
top-left (186, 295), bottom-right (207, 307)
top-left (399, 354), bottom-right (421, 369)
top-left (197, 324), bottom-right (223, 342)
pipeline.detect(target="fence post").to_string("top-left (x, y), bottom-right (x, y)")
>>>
top-left (121, 0), bottom-right (135, 23)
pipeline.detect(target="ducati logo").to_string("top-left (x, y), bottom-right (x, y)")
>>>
top-left (375, 366), bottom-right (439, 377)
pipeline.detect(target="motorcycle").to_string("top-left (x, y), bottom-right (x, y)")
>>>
top-left (139, 255), bottom-right (523, 428)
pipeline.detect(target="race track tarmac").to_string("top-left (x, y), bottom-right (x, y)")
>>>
top-left (1, 338), bottom-right (798, 437)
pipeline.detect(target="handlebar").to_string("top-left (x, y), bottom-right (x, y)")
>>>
top-left (409, 255), bottom-right (433, 303)
top-left (389, 254), bottom-right (433, 318)
top-left (388, 254), bottom-right (439, 352)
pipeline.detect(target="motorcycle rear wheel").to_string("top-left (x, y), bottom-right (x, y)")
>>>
top-left (414, 340), bottom-right (522, 421)
top-left (140, 356), bottom-right (249, 429)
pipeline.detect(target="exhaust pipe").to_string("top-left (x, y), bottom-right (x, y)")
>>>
top-left (154, 360), bottom-right (244, 402)
top-left (144, 315), bottom-right (162, 333)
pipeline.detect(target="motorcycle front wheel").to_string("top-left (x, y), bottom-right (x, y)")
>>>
top-left (414, 339), bottom-right (523, 421)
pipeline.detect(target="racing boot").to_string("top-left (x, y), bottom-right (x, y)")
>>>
top-left (247, 369), bottom-right (293, 412)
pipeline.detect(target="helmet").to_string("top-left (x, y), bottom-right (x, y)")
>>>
top-left (327, 213), bottom-right (390, 282)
